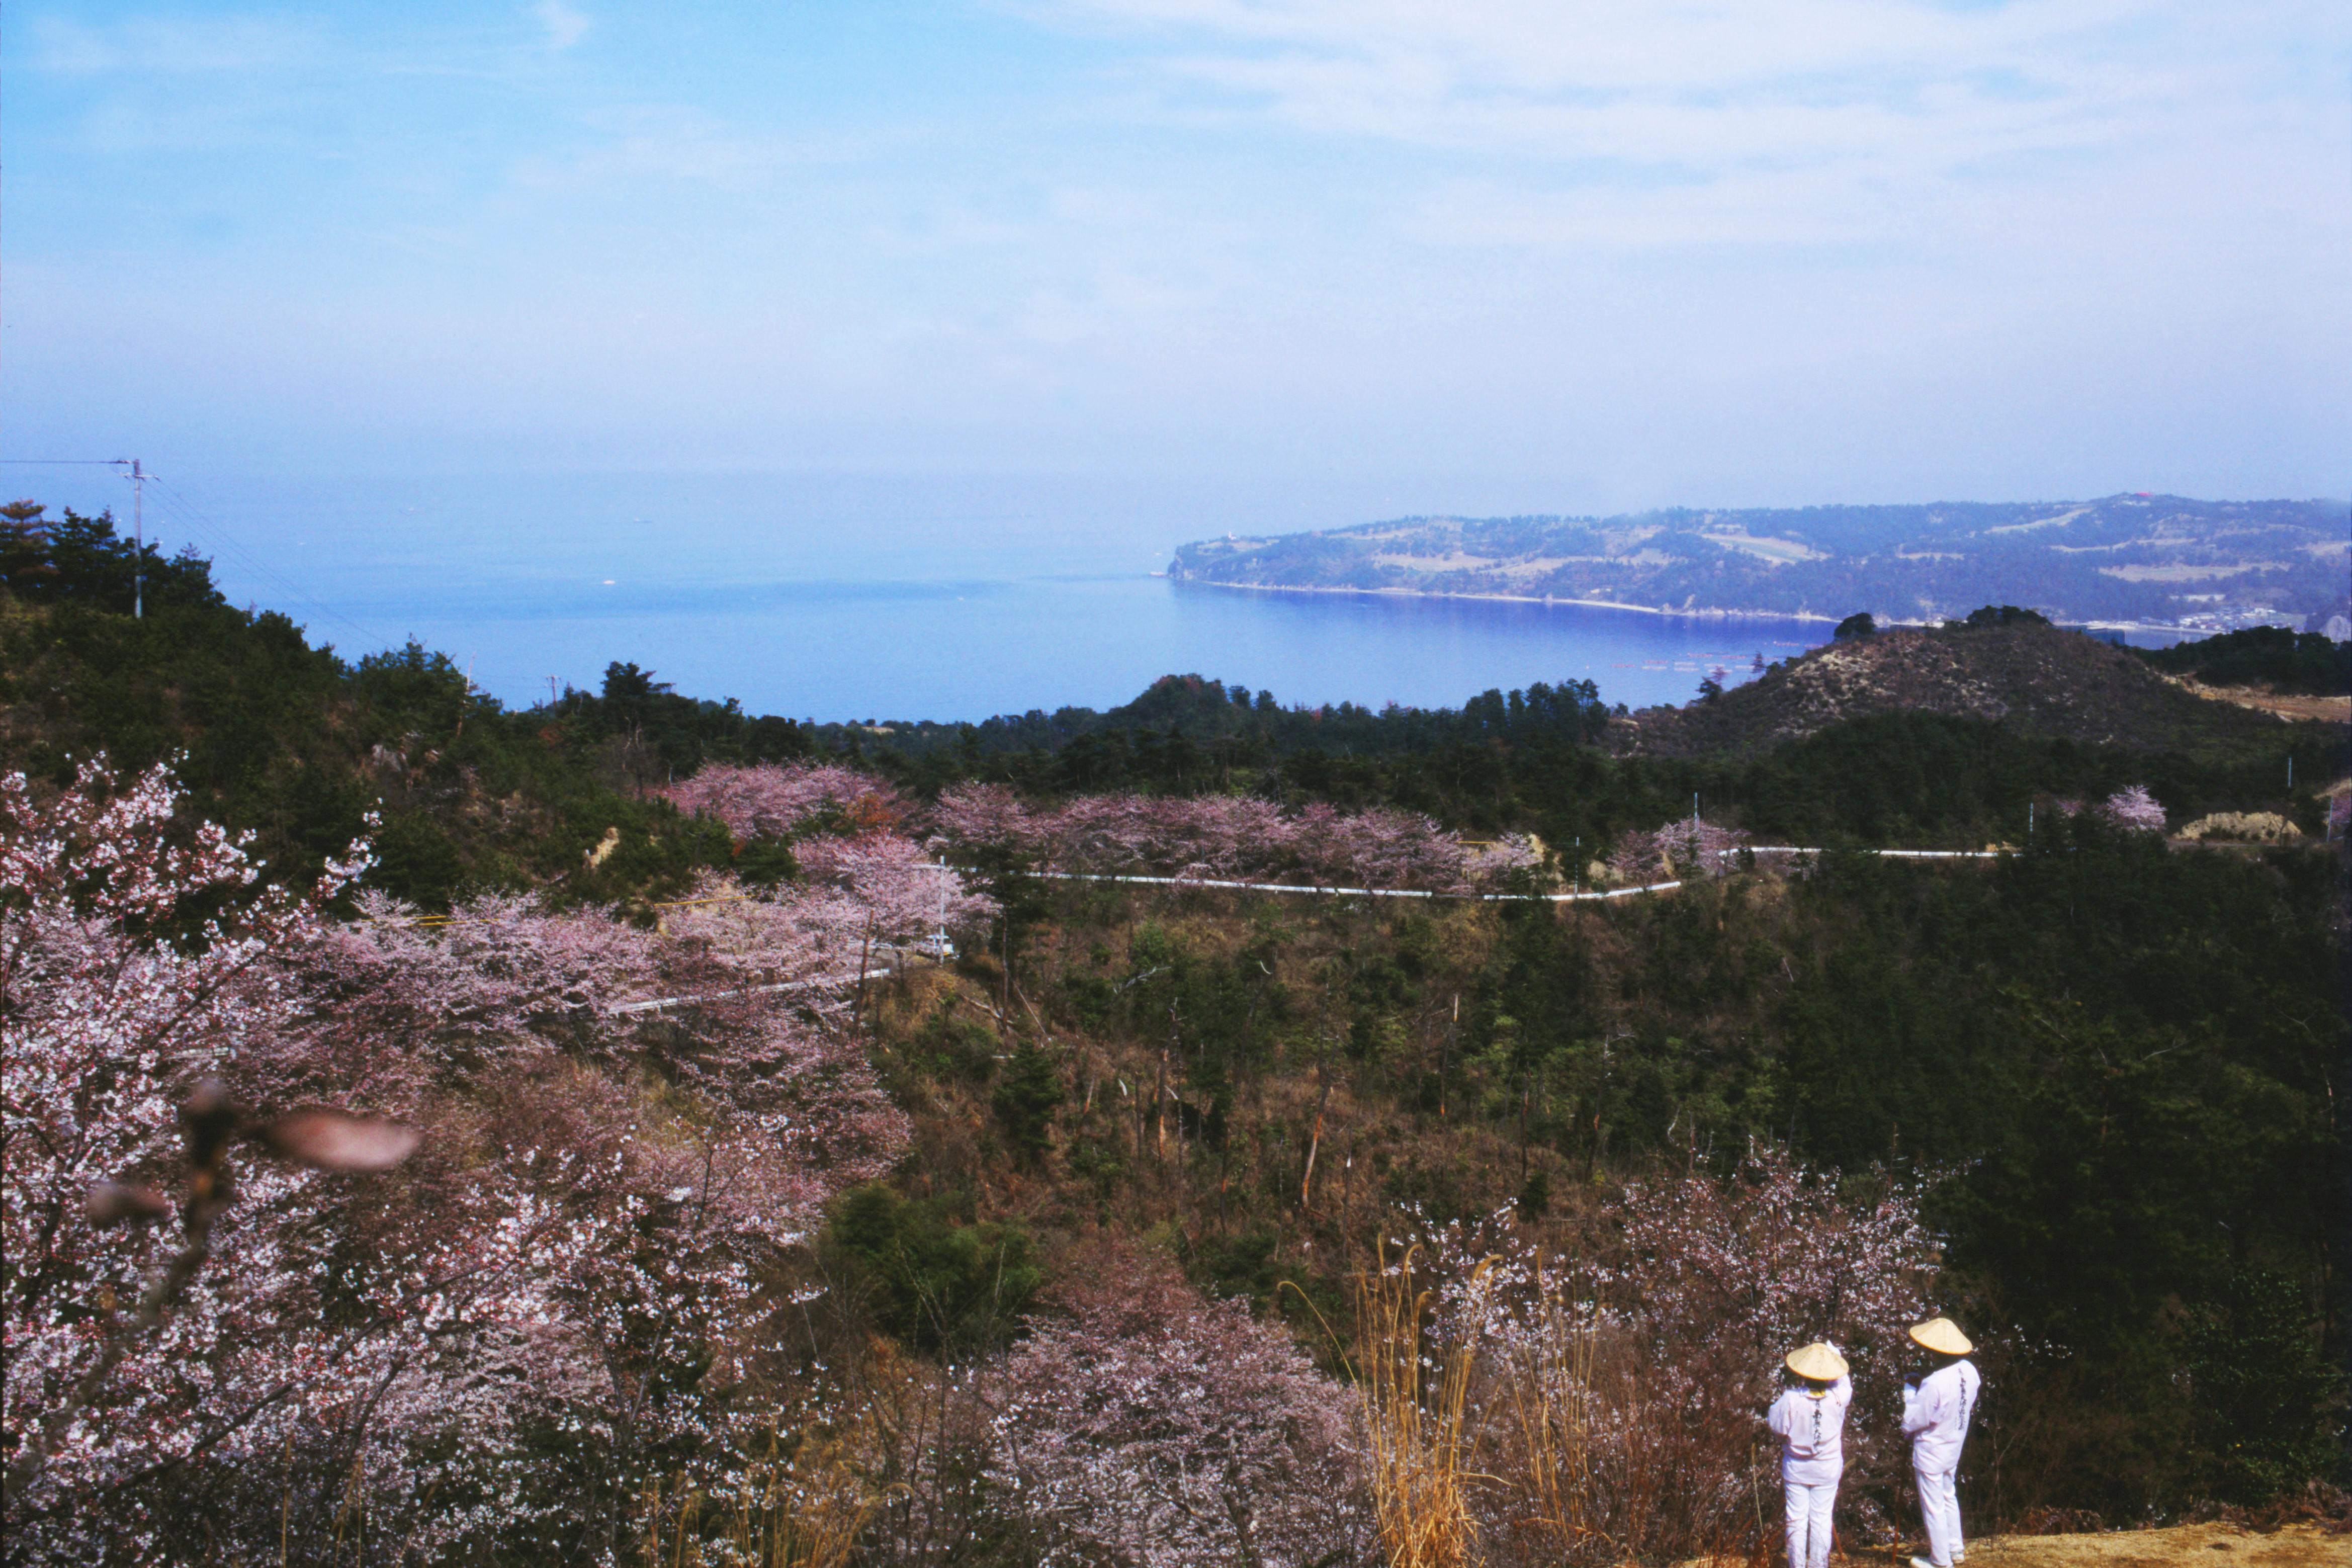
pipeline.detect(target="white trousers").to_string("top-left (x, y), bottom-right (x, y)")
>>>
top-left (1784, 1479), bottom-right (1837, 1568)
top-left (1914, 1462), bottom-right (1963, 1566)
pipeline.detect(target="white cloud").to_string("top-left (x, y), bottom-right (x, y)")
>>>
top-left (533, 0), bottom-right (592, 52)
top-left (1036, 1), bottom-right (2350, 247)
top-left (30, 14), bottom-right (313, 74)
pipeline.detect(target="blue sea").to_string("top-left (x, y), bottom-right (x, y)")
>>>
top-left (387, 573), bottom-right (1832, 722)
top-left (24, 466), bottom-right (2151, 722)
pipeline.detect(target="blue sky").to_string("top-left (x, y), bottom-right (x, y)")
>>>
top-left (5, 1), bottom-right (2347, 521)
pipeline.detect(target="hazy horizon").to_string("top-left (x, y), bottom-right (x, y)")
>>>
top-left (6, 3), bottom-right (2345, 708)
top-left (7, 4), bottom-right (2346, 509)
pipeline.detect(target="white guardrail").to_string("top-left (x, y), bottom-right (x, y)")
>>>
top-left (1014, 845), bottom-right (2005, 906)
top-left (604, 847), bottom-right (2006, 1013)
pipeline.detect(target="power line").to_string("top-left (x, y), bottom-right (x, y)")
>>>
top-left (4, 456), bottom-right (399, 652)
top-left (138, 473), bottom-right (399, 654)
top-left (3, 457), bottom-right (425, 669)
top-left (0, 457), bottom-right (145, 613)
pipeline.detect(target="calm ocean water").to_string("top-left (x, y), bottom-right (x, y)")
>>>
top-left (374, 574), bottom-right (1830, 722)
top-left (25, 467), bottom-right (2164, 724)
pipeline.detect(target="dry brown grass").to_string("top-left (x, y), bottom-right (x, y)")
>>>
top-left (1494, 1258), bottom-right (1603, 1561)
top-left (721, 1421), bottom-right (885, 1568)
top-left (1968, 1522), bottom-right (2346, 1568)
top-left (2166, 677), bottom-right (2352, 726)
top-left (1357, 1245), bottom-right (1493, 1568)
top-left (2175, 811), bottom-right (2304, 843)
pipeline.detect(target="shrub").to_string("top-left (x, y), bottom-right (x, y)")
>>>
top-left (991, 1252), bottom-right (1367, 1568)
top-left (822, 1184), bottom-right (1040, 1353)
top-left (2185, 1271), bottom-right (2346, 1505)
top-left (991, 1040), bottom-right (1065, 1164)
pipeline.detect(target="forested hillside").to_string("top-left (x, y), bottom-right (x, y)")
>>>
top-left (1170, 494), bottom-right (2351, 634)
top-left (4, 503), bottom-right (2345, 1564)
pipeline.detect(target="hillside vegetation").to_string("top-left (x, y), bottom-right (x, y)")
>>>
top-left (1613, 611), bottom-right (2290, 758)
top-left (2134, 625), bottom-right (2352, 696)
top-left (1169, 494), bottom-right (2350, 634)
top-left (3, 501), bottom-right (2346, 1564)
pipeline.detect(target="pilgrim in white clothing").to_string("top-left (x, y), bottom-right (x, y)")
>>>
top-left (1768, 1343), bottom-right (1852, 1568)
top-left (1902, 1318), bottom-right (1980, 1568)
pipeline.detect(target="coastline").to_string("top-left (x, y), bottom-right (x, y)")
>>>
top-left (1170, 575), bottom-right (1838, 625)
top-left (1172, 576), bottom-right (2239, 640)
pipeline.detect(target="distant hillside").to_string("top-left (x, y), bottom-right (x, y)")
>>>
top-left (5, 504), bottom-right (2333, 894)
top-left (1169, 494), bottom-right (2350, 635)
top-left (1612, 615), bottom-right (2304, 758)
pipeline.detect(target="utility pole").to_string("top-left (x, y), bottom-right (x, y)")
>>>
top-left (126, 459), bottom-right (145, 618)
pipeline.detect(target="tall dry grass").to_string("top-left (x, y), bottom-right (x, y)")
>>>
top-left (625, 1414), bottom-right (886, 1568)
top-left (1355, 1245), bottom-right (1492, 1568)
top-left (1493, 1259), bottom-right (1601, 1561)
top-left (723, 1422), bottom-right (885, 1568)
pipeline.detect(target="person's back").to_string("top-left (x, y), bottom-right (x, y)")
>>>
top-left (1902, 1318), bottom-right (1980, 1568)
top-left (1768, 1375), bottom-right (1853, 1486)
top-left (1903, 1357), bottom-right (1979, 1467)
top-left (1770, 1343), bottom-right (1852, 1568)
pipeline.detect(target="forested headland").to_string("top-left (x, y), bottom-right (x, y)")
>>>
top-left (4, 502), bottom-right (2346, 1564)
top-left (1169, 495), bottom-right (2351, 636)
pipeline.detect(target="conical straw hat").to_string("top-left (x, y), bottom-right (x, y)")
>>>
top-left (1908, 1317), bottom-right (1973, 1355)
top-left (1785, 1342), bottom-right (1848, 1381)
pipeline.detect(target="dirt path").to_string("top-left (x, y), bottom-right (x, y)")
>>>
top-left (1690, 1525), bottom-right (2349, 1568)
top-left (1954, 1523), bottom-right (2346, 1568)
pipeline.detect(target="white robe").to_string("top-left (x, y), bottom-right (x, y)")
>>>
top-left (1767, 1372), bottom-right (1853, 1487)
top-left (1902, 1359), bottom-right (1980, 1471)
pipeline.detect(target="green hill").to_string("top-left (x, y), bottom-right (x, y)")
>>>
top-left (1613, 612), bottom-right (2297, 759)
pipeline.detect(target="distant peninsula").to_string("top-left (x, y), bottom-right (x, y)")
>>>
top-left (1168, 495), bottom-right (2351, 637)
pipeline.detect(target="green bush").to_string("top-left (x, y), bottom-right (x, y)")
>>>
top-left (820, 1184), bottom-right (1040, 1353)
top-left (895, 1004), bottom-right (1000, 1087)
top-left (2185, 1271), bottom-right (2347, 1503)
top-left (991, 1040), bottom-right (1065, 1164)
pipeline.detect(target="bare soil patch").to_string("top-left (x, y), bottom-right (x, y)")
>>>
top-left (1687, 1524), bottom-right (2349, 1568)
top-left (2168, 678), bottom-right (2352, 725)
top-left (1962, 1522), bottom-right (2348, 1568)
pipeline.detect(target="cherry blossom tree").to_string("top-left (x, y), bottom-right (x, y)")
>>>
top-left (2097, 785), bottom-right (2167, 833)
top-left (1405, 1150), bottom-right (1941, 1563)
top-left (797, 833), bottom-right (997, 949)
top-left (0, 760), bottom-right (440, 1557)
top-left (1591, 1151), bottom-right (1942, 1544)
top-left (661, 762), bottom-right (908, 842)
top-left (4, 764), bottom-right (920, 1562)
top-left (2046, 788), bottom-right (2166, 835)
top-left (1605, 815), bottom-right (1749, 885)
top-left (991, 1254), bottom-right (1369, 1568)
top-left (925, 783), bottom-right (1537, 893)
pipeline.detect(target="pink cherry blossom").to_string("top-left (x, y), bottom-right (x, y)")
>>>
top-left (2098, 785), bottom-right (2166, 832)
top-left (4, 764), bottom-right (916, 1560)
top-left (1606, 815), bottom-right (1750, 884)
top-left (925, 783), bottom-right (1538, 893)
top-left (660, 761), bottom-right (908, 841)
top-left (990, 1252), bottom-right (1369, 1568)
